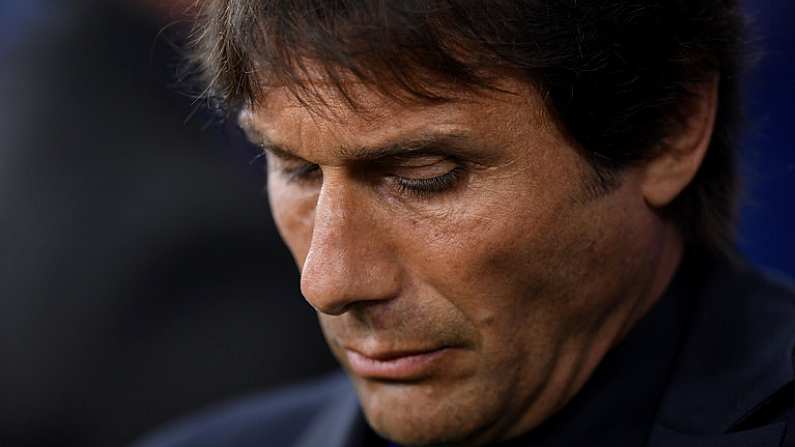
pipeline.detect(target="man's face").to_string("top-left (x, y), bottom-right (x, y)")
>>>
top-left (241, 80), bottom-right (676, 446)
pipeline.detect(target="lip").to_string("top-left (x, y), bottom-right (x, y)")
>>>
top-left (345, 347), bottom-right (452, 381)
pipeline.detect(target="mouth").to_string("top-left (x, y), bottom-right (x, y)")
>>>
top-left (344, 346), bottom-right (453, 381)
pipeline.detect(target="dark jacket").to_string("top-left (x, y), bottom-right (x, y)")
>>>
top-left (134, 256), bottom-right (795, 447)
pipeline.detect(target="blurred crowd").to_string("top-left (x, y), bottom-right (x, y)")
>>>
top-left (1, 1), bottom-right (336, 446)
top-left (0, 1), bottom-right (792, 446)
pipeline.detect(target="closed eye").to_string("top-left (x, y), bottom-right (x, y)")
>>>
top-left (269, 150), bottom-right (466, 199)
top-left (281, 162), bottom-right (322, 184)
top-left (389, 166), bottom-right (464, 198)
top-left (379, 154), bottom-right (464, 198)
top-left (263, 147), bottom-right (322, 184)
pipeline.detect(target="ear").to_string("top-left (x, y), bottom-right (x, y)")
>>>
top-left (641, 78), bottom-right (719, 208)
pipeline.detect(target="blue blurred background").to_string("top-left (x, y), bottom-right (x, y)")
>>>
top-left (0, 1), bottom-right (792, 446)
top-left (737, 1), bottom-right (795, 276)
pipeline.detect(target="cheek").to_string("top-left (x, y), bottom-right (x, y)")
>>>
top-left (400, 186), bottom-right (570, 312)
top-left (383, 201), bottom-right (556, 375)
top-left (394, 143), bottom-right (590, 320)
top-left (268, 178), bottom-right (317, 268)
top-left (397, 175), bottom-right (651, 358)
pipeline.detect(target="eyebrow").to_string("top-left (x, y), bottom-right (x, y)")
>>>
top-left (239, 118), bottom-right (477, 163)
top-left (338, 134), bottom-right (474, 162)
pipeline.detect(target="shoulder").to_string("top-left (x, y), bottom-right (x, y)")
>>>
top-left (749, 265), bottom-right (795, 308)
top-left (717, 259), bottom-right (795, 349)
top-left (132, 372), bottom-right (353, 447)
top-left (700, 256), bottom-right (795, 383)
top-left (688, 255), bottom-right (795, 346)
top-left (654, 256), bottom-right (795, 435)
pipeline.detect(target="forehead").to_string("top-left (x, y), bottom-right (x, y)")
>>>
top-left (239, 79), bottom-right (557, 161)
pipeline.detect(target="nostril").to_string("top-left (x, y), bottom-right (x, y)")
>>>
top-left (299, 256), bottom-right (362, 316)
top-left (299, 251), bottom-right (351, 315)
top-left (303, 297), bottom-right (350, 316)
top-left (299, 250), bottom-right (399, 316)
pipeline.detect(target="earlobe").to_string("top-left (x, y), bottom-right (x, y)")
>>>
top-left (641, 78), bottom-right (719, 208)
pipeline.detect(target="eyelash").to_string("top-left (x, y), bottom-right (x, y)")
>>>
top-left (390, 167), bottom-right (463, 198)
top-left (283, 164), bottom-right (321, 183)
top-left (279, 164), bottom-right (463, 198)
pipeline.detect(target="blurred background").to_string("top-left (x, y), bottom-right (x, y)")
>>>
top-left (0, 1), bottom-right (792, 446)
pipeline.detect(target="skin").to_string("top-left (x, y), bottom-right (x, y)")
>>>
top-left (239, 78), bottom-right (715, 446)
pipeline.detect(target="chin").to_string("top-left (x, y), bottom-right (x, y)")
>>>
top-left (353, 377), bottom-right (501, 447)
top-left (367, 412), bottom-right (475, 447)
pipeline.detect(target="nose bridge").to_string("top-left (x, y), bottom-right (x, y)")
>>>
top-left (300, 175), bottom-right (398, 315)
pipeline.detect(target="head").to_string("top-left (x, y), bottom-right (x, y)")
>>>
top-left (190, 1), bottom-right (745, 445)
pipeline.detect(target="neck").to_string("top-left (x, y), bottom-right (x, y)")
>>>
top-left (495, 222), bottom-right (686, 446)
top-left (619, 223), bottom-right (684, 342)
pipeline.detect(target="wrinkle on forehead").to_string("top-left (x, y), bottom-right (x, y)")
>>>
top-left (241, 78), bottom-right (558, 164)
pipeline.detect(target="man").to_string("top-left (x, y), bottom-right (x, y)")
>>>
top-left (136, 1), bottom-right (795, 446)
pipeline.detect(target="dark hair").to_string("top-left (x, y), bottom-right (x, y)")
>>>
top-left (189, 0), bottom-right (746, 256)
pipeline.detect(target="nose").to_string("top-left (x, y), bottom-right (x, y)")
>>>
top-left (300, 176), bottom-right (400, 315)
